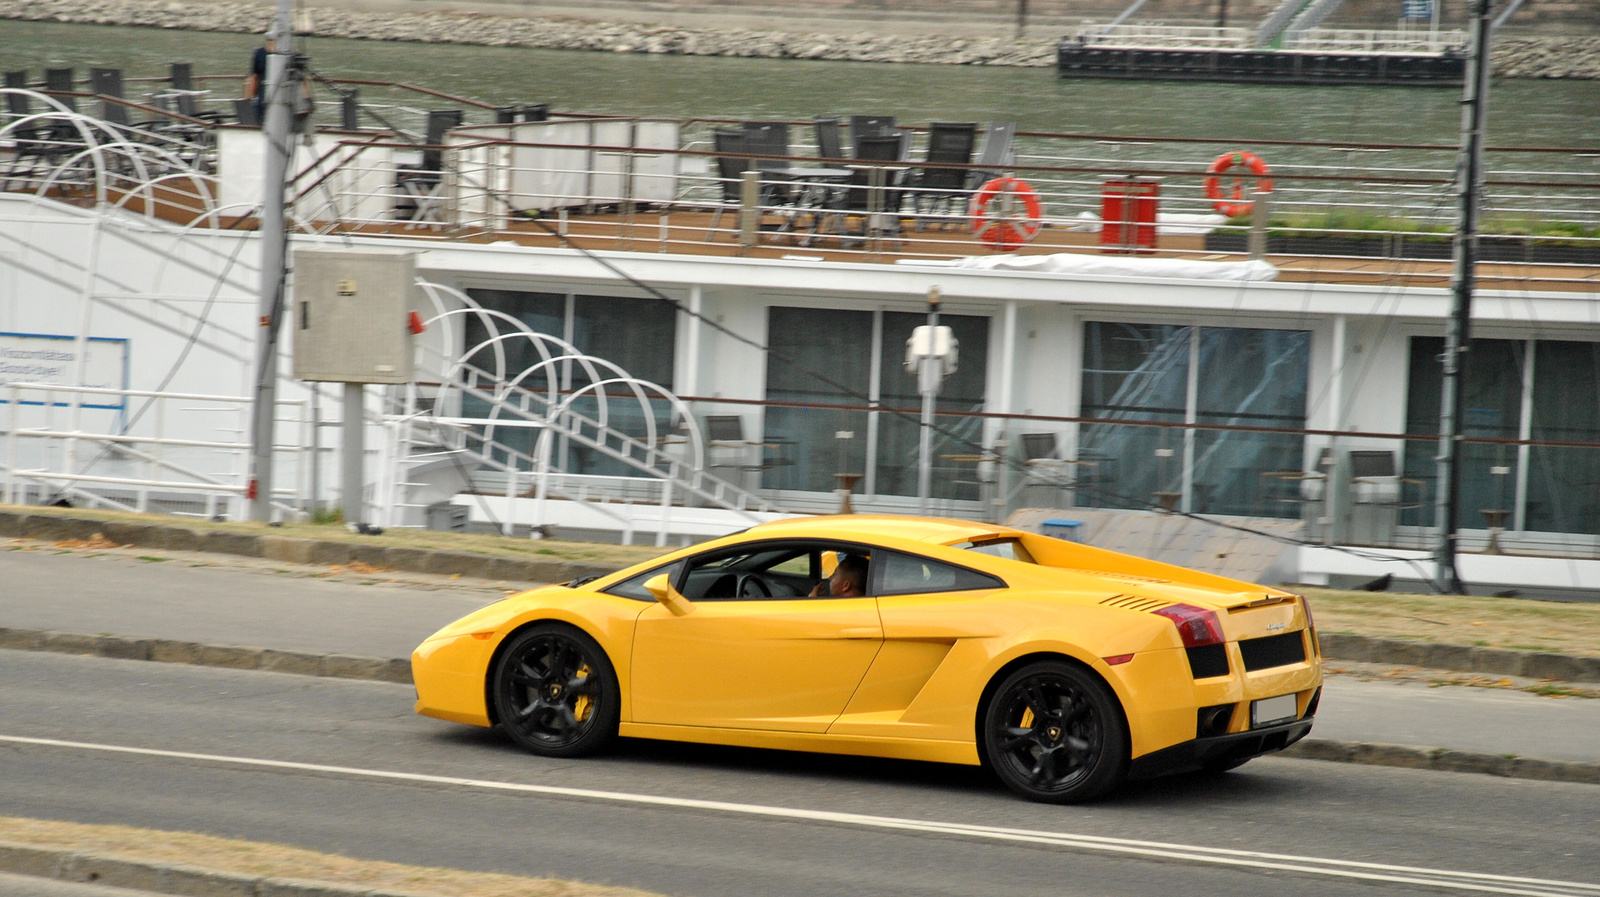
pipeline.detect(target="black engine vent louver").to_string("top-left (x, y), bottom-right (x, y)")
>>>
top-left (1239, 631), bottom-right (1308, 672)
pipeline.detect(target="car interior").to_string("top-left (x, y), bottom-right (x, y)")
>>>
top-left (677, 544), bottom-right (870, 600)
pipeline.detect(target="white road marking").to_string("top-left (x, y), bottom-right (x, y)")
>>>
top-left (3, 734), bottom-right (1596, 897)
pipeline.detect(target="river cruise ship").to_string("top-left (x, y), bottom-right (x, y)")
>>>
top-left (2, 68), bottom-right (1598, 596)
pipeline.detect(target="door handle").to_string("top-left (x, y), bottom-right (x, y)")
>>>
top-left (838, 627), bottom-right (881, 639)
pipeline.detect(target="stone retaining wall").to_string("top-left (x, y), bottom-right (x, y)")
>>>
top-left (0, 509), bottom-right (612, 586)
top-left (1, 0), bottom-right (1596, 77)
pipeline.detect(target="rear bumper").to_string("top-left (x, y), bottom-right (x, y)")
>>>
top-left (1126, 716), bottom-right (1314, 780)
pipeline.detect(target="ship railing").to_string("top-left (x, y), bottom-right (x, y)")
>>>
top-left (1071, 24), bottom-right (1256, 49)
top-left (1, 382), bottom-right (310, 521)
top-left (1286, 28), bottom-right (1471, 54)
top-left (94, 109), bottom-right (1575, 287)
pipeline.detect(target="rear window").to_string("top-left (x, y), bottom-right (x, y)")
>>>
top-left (876, 551), bottom-right (1005, 596)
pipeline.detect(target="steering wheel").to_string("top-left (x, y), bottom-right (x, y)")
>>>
top-left (734, 574), bottom-right (772, 598)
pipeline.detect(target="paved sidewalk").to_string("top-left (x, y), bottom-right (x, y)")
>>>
top-left (4, 539), bottom-right (1599, 769)
top-left (0, 872), bottom-right (166, 897)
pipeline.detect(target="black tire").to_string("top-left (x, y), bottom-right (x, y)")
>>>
top-left (492, 623), bottom-right (620, 758)
top-left (982, 660), bottom-right (1129, 803)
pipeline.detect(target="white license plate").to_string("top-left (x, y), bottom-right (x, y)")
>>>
top-left (1251, 693), bottom-right (1298, 728)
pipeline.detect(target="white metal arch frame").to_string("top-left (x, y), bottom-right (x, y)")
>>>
top-left (382, 280), bottom-right (742, 538)
top-left (412, 290), bottom-right (706, 468)
top-left (413, 282), bottom-right (691, 451)
top-left (0, 89), bottom-right (219, 225)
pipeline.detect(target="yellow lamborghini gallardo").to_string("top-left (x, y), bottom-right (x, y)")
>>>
top-left (412, 515), bottom-right (1322, 802)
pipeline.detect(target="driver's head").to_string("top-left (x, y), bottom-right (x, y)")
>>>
top-left (829, 553), bottom-right (868, 597)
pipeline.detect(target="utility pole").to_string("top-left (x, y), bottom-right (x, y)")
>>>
top-left (248, 0), bottom-right (294, 521)
top-left (1216, 0), bottom-right (1229, 28)
top-left (917, 293), bottom-right (941, 515)
top-left (1433, 0), bottom-right (1493, 594)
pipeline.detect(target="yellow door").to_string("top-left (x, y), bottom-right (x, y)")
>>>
top-left (631, 597), bottom-right (883, 733)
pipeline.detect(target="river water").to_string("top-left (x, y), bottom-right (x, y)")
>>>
top-left (4, 19), bottom-right (1598, 148)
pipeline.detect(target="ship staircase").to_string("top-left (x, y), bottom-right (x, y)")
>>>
top-left (1277, 0), bottom-right (1352, 47)
top-left (380, 281), bottom-right (783, 545)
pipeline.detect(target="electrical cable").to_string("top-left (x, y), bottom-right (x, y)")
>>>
top-left (278, 72), bottom-right (1509, 575)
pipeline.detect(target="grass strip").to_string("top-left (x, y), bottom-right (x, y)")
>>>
top-left (0, 816), bottom-right (663, 896)
top-left (1302, 586), bottom-right (1600, 658)
top-left (2, 504), bottom-right (667, 566)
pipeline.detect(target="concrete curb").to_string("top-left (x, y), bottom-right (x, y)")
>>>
top-left (1318, 632), bottom-right (1600, 684)
top-left (0, 628), bottom-right (413, 686)
top-left (1281, 738), bottom-right (1600, 786)
top-left (0, 509), bottom-right (619, 586)
top-left (0, 840), bottom-right (438, 897)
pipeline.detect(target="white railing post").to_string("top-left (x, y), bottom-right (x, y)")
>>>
top-left (657, 478), bottom-right (672, 547)
top-left (5, 384), bottom-right (18, 505)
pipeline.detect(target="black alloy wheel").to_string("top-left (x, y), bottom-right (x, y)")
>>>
top-left (982, 660), bottom-right (1129, 803)
top-left (493, 623), bottom-right (619, 757)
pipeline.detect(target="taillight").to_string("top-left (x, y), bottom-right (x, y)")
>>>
top-left (1154, 603), bottom-right (1225, 647)
top-left (1301, 596), bottom-right (1320, 656)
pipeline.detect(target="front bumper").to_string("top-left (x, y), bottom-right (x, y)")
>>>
top-left (1126, 716), bottom-right (1314, 780)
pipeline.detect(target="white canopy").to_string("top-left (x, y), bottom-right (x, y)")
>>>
top-left (898, 253), bottom-right (1278, 282)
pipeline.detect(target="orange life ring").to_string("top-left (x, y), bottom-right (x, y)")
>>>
top-left (1203, 151), bottom-right (1273, 218)
top-left (969, 177), bottom-right (1043, 252)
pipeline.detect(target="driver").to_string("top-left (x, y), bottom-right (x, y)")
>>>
top-left (810, 553), bottom-right (867, 598)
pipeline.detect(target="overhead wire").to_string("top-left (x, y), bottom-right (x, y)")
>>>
top-left (273, 70), bottom-right (1510, 575)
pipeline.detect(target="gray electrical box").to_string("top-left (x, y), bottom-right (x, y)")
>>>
top-left (291, 248), bottom-right (419, 383)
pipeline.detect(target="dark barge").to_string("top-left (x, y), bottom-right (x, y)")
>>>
top-left (1056, 41), bottom-right (1466, 86)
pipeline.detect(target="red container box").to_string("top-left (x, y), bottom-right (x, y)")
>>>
top-left (1100, 178), bottom-right (1161, 254)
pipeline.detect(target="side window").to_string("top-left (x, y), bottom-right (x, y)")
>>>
top-left (876, 551), bottom-right (1004, 597)
top-left (601, 561), bottom-right (682, 602)
top-left (668, 540), bottom-right (872, 600)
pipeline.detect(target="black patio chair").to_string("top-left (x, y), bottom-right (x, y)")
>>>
top-left (3, 70), bottom-right (31, 121)
top-left (848, 114), bottom-right (896, 155)
top-left (816, 133), bottom-right (907, 247)
top-left (395, 109), bottom-right (463, 225)
top-left (706, 127), bottom-right (749, 240)
top-left (1, 73), bottom-right (60, 189)
top-left (969, 121), bottom-right (1018, 189)
top-left (812, 116), bottom-right (845, 161)
top-left (44, 68), bottom-right (77, 112)
top-left (741, 120), bottom-right (796, 209)
top-left (89, 67), bottom-right (137, 129)
top-left (907, 121), bottom-right (977, 229)
top-left (167, 62), bottom-right (206, 119)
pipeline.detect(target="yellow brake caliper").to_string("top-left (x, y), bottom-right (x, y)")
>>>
top-left (572, 664), bottom-right (593, 721)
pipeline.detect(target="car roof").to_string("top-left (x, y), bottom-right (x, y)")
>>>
top-left (745, 515), bottom-right (1015, 545)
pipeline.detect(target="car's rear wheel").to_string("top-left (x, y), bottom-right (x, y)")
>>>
top-left (492, 623), bottom-right (619, 758)
top-left (982, 660), bottom-right (1128, 803)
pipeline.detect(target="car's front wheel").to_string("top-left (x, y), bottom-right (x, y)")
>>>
top-left (982, 660), bottom-right (1129, 803)
top-left (492, 623), bottom-right (619, 758)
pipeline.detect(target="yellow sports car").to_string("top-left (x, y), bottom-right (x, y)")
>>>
top-left (412, 515), bottom-right (1322, 802)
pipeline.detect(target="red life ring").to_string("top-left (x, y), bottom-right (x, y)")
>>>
top-left (969, 177), bottom-right (1043, 252)
top-left (1203, 151), bottom-right (1273, 218)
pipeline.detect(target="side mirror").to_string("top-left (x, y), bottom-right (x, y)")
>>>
top-left (644, 573), bottom-right (695, 617)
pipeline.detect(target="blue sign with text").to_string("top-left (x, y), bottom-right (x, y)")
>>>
top-left (1402, 0), bottom-right (1435, 19)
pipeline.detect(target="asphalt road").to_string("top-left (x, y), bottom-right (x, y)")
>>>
top-left (2, 650), bottom-right (1598, 897)
top-left (4, 544), bottom-right (1599, 763)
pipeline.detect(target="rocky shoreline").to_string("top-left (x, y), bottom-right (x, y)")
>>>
top-left (3, 0), bottom-right (1598, 77)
